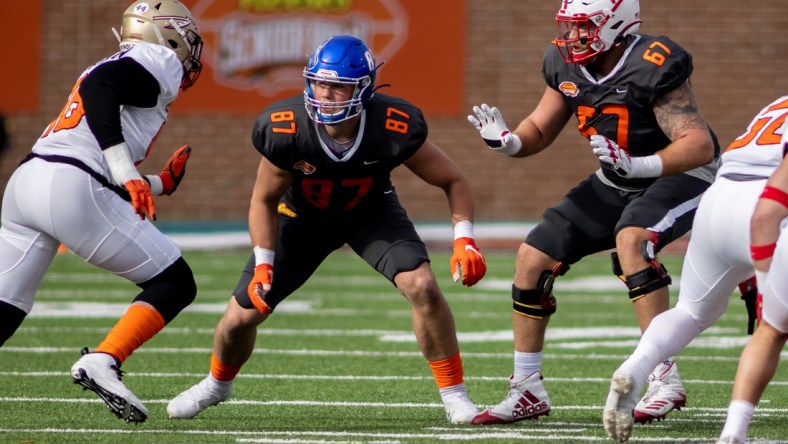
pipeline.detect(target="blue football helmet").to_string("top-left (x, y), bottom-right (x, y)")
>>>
top-left (303, 35), bottom-right (378, 124)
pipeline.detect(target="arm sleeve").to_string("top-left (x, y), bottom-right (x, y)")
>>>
top-left (80, 58), bottom-right (161, 149)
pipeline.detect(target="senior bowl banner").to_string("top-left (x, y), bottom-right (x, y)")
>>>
top-left (177, 0), bottom-right (465, 115)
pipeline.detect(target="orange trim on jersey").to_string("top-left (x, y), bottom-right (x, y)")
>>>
top-left (96, 303), bottom-right (165, 363)
top-left (428, 352), bottom-right (464, 389)
top-left (210, 353), bottom-right (242, 382)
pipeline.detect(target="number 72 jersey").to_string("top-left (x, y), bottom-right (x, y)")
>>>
top-left (720, 95), bottom-right (788, 178)
top-left (251, 93), bottom-right (427, 221)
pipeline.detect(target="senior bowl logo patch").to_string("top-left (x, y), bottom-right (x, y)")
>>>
top-left (558, 81), bottom-right (580, 97)
top-left (293, 160), bottom-right (316, 175)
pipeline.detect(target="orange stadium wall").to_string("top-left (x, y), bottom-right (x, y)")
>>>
top-left (1, 1), bottom-right (788, 224)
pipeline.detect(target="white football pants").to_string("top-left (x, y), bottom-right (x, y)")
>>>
top-left (0, 159), bottom-right (181, 314)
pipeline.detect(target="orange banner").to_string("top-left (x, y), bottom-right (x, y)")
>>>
top-left (176, 0), bottom-right (465, 115)
top-left (1, 1), bottom-right (41, 112)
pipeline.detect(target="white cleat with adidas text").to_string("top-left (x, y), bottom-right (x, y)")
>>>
top-left (471, 372), bottom-right (550, 425)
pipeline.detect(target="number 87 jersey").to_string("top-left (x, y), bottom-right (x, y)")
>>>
top-left (251, 93), bottom-right (427, 221)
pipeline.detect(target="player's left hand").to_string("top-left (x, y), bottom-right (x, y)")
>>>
top-left (450, 237), bottom-right (487, 286)
top-left (590, 135), bottom-right (635, 176)
top-left (159, 145), bottom-right (191, 195)
top-left (590, 134), bottom-right (662, 178)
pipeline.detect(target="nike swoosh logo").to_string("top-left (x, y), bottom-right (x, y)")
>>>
top-left (364, 160), bottom-right (379, 165)
top-left (384, 190), bottom-right (394, 194)
top-left (616, 88), bottom-right (627, 94)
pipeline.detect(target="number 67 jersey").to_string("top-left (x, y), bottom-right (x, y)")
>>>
top-left (251, 93), bottom-right (427, 221)
top-left (542, 33), bottom-right (719, 190)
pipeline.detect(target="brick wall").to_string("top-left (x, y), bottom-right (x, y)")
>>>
top-left (3, 1), bottom-right (788, 224)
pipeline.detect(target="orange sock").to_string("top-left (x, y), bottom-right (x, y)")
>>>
top-left (96, 303), bottom-right (165, 363)
top-left (210, 353), bottom-right (241, 382)
top-left (428, 352), bottom-right (464, 389)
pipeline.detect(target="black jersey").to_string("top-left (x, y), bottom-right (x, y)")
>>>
top-left (543, 34), bottom-right (717, 189)
top-left (252, 93), bottom-right (427, 221)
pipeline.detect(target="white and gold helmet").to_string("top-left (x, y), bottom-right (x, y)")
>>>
top-left (114, 0), bottom-right (203, 90)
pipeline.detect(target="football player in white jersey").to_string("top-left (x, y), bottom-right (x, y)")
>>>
top-left (717, 106), bottom-right (788, 444)
top-left (0, 0), bottom-right (203, 423)
top-left (603, 96), bottom-right (788, 442)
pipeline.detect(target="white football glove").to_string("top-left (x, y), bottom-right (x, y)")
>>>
top-left (468, 104), bottom-right (522, 156)
top-left (590, 134), bottom-right (663, 178)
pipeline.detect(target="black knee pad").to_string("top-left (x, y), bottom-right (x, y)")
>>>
top-left (512, 263), bottom-right (569, 319)
top-left (0, 301), bottom-right (27, 347)
top-left (611, 251), bottom-right (671, 301)
top-left (135, 257), bottom-right (197, 323)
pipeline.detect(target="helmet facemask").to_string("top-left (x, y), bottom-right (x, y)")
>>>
top-left (555, 15), bottom-right (608, 64)
top-left (553, 0), bottom-right (641, 65)
top-left (113, 0), bottom-right (204, 90)
top-left (303, 35), bottom-right (378, 125)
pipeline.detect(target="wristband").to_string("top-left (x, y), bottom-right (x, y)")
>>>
top-left (750, 243), bottom-right (777, 261)
top-left (500, 132), bottom-right (523, 156)
top-left (453, 220), bottom-right (474, 240)
top-left (103, 142), bottom-right (141, 185)
top-left (144, 175), bottom-right (164, 196)
top-left (760, 185), bottom-right (788, 209)
top-left (630, 154), bottom-right (663, 178)
top-left (253, 245), bottom-right (275, 266)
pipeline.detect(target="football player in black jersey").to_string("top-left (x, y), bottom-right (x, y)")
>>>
top-left (168, 35), bottom-right (488, 424)
top-left (467, 0), bottom-right (719, 429)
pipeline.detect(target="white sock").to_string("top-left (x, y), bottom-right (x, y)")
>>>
top-left (208, 373), bottom-right (233, 388)
top-left (719, 399), bottom-right (755, 441)
top-left (439, 383), bottom-right (469, 403)
top-left (514, 351), bottom-right (541, 377)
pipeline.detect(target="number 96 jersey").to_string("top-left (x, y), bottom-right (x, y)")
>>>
top-left (251, 93), bottom-right (427, 221)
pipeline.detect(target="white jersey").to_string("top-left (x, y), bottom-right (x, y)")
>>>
top-left (31, 42), bottom-right (182, 181)
top-left (718, 95), bottom-right (788, 178)
top-left (0, 43), bottom-right (184, 314)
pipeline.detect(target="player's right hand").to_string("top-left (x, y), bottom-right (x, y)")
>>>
top-left (124, 178), bottom-right (156, 220)
top-left (247, 264), bottom-right (273, 314)
top-left (468, 104), bottom-right (522, 155)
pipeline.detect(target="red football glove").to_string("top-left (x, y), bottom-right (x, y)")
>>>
top-left (124, 178), bottom-right (156, 220)
top-left (450, 237), bottom-right (487, 286)
top-left (247, 264), bottom-right (273, 314)
top-left (159, 145), bottom-right (191, 195)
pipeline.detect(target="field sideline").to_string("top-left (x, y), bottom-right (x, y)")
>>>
top-left (1, 247), bottom-right (786, 443)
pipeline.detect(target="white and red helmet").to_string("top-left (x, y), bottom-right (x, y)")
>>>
top-left (554, 0), bottom-right (641, 64)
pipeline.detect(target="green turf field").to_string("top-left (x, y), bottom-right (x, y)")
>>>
top-left (1, 248), bottom-right (786, 443)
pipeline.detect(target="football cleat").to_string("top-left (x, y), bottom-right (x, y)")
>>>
top-left (471, 372), bottom-right (551, 425)
top-left (443, 393), bottom-right (479, 424)
top-left (71, 348), bottom-right (148, 423)
top-left (603, 371), bottom-right (641, 443)
top-left (634, 360), bottom-right (687, 424)
top-left (716, 437), bottom-right (745, 444)
top-left (167, 375), bottom-right (232, 419)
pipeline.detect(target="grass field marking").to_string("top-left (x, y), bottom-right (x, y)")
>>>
top-left (4, 346), bottom-right (785, 362)
top-left (4, 396), bottom-right (788, 414)
top-left (4, 371), bottom-right (786, 387)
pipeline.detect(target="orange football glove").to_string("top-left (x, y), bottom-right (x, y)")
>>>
top-left (159, 145), bottom-right (191, 195)
top-left (124, 178), bottom-right (156, 220)
top-left (450, 237), bottom-right (486, 286)
top-left (247, 263), bottom-right (273, 314)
